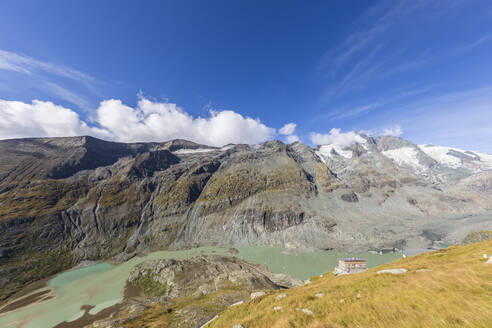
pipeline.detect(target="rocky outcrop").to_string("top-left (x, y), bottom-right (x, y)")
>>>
top-left (128, 255), bottom-right (303, 298)
top-left (89, 255), bottom-right (302, 328)
top-left (376, 268), bottom-right (408, 274)
top-left (341, 192), bottom-right (358, 203)
top-left (463, 231), bottom-right (492, 244)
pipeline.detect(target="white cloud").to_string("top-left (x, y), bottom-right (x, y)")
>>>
top-left (381, 125), bottom-right (403, 136)
top-left (361, 125), bottom-right (403, 137)
top-left (43, 82), bottom-right (92, 110)
top-left (0, 98), bottom-right (275, 146)
top-left (0, 49), bottom-right (100, 110)
top-left (278, 123), bottom-right (300, 143)
top-left (0, 99), bottom-right (107, 139)
top-left (332, 103), bottom-right (380, 120)
top-left (0, 50), bottom-right (95, 83)
top-left (279, 122), bottom-right (296, 135)
top-left (310, 128), bottom-right (365, 147)
top-left (96, 98), bottom-right (275, 146)
top-left (285, 135), bottom-right (300, 143)
top-left (316, 1), bottom-right (482, 105)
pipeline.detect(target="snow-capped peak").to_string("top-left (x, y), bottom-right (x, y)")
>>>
top-left (313, 129), bottom-right (368, 161)
top-left (418, 144), bottom-right (492, 172)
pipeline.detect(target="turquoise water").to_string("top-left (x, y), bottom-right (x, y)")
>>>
top-left (0, 247), bottom-right (232, 328)
top-left (235, 246), bottom-right (401, 280)
top-left (0, 246), bottom-right (399, 328)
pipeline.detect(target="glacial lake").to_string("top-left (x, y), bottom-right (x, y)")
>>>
top-left (0, 246), bottom-right (400, 328)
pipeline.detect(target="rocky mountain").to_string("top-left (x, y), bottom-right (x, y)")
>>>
top-left (0, 135), bottom-right (491, 303)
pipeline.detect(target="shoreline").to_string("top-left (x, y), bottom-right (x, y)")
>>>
top-left (54, 302), bottom-right (125, 328)
top-left (0, 288), bottom-right (55, 316)
top-left (53, 281), bottom-right (140, 328)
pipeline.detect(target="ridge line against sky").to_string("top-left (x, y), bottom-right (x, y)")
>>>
top-left (0, 0), bottom-right (491, 151)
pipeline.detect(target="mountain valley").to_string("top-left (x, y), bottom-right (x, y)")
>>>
top-left (0, 134), bottom-right (491, 321)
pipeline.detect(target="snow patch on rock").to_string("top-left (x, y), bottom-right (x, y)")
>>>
top-left (316, 144), bottom-right (353, 160)
top-left (418, 144), bottom-right (492, 171)
top-left (173, 148), bottom-right (217, 154)
top-left (418, 145), bottom-right (463, 168)
top-left (382, 147), bottom-right (425, 171)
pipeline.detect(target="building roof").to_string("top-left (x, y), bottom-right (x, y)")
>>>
top-left (339, 257), bottom-right (366, 262)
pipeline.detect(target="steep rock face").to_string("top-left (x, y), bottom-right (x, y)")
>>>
top-left (125, 141), bottom-right (338, 252)
top-left (0, 135), bottom-right (491, 303)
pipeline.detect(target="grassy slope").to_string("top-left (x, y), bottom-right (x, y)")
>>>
top-left (210, 238), bottom-right (492, 328)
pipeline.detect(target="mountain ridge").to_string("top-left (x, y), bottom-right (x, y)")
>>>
top-left (0, 134), bottom-right (491, 303)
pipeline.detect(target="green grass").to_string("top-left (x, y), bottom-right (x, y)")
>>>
top-left (209, 237), bottom-right (492, 328)
top-left (99, 179), bottom-right (139, 208)
top-left (0, 180), bottom-right (88, 221)
top-left (132, 273), bottom-right (167, 297)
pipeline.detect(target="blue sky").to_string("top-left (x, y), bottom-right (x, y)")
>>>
top-left (0, 0), bottom-right (491, 151)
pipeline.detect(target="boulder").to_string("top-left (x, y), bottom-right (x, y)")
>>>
top-left (377, 268), bottom-right (408, 274)
top-left (250, 291), bottom-right (266, 299)
top-left (302, 308), bottom-right (314, 315)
